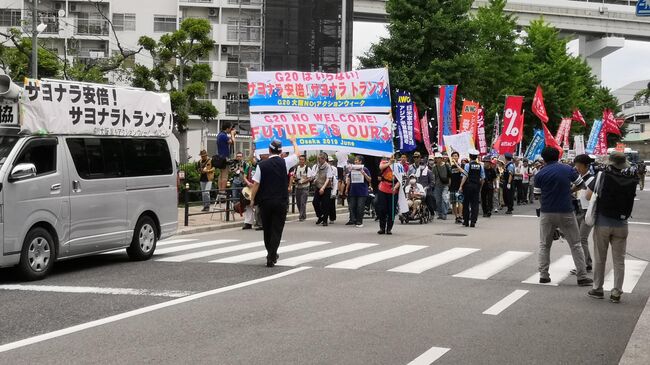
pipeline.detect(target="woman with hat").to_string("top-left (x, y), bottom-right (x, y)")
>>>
top-left (198, 150), bottom-right (215, 212)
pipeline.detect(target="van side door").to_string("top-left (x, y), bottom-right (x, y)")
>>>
top-left (65, 138), bottom-right (128, 255)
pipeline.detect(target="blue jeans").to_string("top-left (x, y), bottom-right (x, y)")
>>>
top-left (200, 181), bottom-right (212, 209)
top-left (433, 184), bottom-right (448, 219)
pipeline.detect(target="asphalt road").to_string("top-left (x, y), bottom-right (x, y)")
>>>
top-left (1, 184), bottom-right (649, 364)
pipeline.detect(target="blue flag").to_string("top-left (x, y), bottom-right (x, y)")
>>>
top-left (524, 129), bottom-right (545, 161)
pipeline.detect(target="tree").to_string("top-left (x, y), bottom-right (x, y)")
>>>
top-left (0, 29), bottom-right (61, 79)
top-left (135, 18), bottom-right (217, 162)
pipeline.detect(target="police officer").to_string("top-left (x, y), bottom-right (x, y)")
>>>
top-left (459, 149), bottom-right (485, 227)
top-left (249, 137), bottom-right (300, 267)
top-left (501, 153), bottom-right (516, 214)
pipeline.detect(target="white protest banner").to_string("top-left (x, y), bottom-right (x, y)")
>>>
top-left (247, 69), bottom-right (391, 113)
top-left (443, 132), bottom-right (475, 157)
top-left (574, 135), bottom-right (585, 155)
top-left (21, 79), bottom-right (173, 137)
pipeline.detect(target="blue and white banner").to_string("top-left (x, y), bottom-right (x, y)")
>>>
top-left (524, 129), bottom-right (545, 161)
top-left (586, 119), bottom-right (603, 154)
top-left (395, 91), bottom-right (416, 152)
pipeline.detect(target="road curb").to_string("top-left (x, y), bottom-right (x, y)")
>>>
top-left (176, 207), bottom-right (351, 236)
top-left (619, 294), bottom-right (650, 365)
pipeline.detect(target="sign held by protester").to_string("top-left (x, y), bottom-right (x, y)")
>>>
top-left (395, 91), bottom-right (416, 152)
top-left (21, 78), bottom-right (173, 137)
top-left (524, 129), bottom-right (545, 161)
top-left (443, 132), bottom-right (475, 157)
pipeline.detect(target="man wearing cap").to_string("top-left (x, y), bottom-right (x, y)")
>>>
top-left (459, 150), bottom-right (484, 227)
top-left (481, 155), bottom-right (498, 217)
top-left (572, 154), bottom-right (596, 274)
top-left (501, 153), bottom-right (516, 214)
top-left (249, 137), bottom-right (300, 267)
top-left (533, 147), bottom-right (592, 286)
top-left (198, 150), bottom-right (215, 212)
top-left (586, 151), bottom-right (639, 303)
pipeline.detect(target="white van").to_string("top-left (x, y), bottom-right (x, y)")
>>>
top-left (0, 77), bottom-right (177, 280)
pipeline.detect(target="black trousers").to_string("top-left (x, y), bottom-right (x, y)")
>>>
top-left (329, 197), bottom-right (337, 221)
top-left (518, 182), bottom-right (529, 203)
top-left (513, 180), bottom-right (522, 203)
top-left (481, 186), bottom-right (494, 216)
top-left (503, 184), bottom-right (514, 212)
top-left (462, 184), bottom-right (480, 224)
top-left (260, 199), bottom-right (288, 261)
top-left (312, 188), bottom-right (332, 222)
top-left (377, 190), bottom-right (397, 232)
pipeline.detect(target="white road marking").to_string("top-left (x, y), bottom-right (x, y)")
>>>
top-left (275, 243), bottom-right (377, 266)
top-left (154, 239), bottom-right (239, 255)
top-left (325, 245), bottom-right (426, 270)
top-left (453, 251), bottom-right (532, 280)
top-left (603, 260), bottom-right (648, 293)
top-left (156, 241), bottom-right (264, 262)
top-left (211, 241), bottom-right (330, 264)
top-left (156, 238), bottom-right (198, 247)
top-left (407, 346), bottom-right (451, 365)
top-left (0, 267), bottom-right (311, 354)
top-left (512, 215), bottom-right (537, 218)
top-left (388, 248), bottom-right (480, 274)
top-left (0, 285), bottom-right (194, 298)
top-left (629, 221), bottom-right (650, 226)
top-left (483, 290), bottom-right (529, 316)
top-left (522, 255), bottom-right (576, 286)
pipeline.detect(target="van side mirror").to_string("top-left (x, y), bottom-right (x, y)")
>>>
top-left (9, 163), bottom-right (37, 181)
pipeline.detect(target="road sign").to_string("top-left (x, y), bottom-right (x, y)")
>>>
top-left (638, 0), bottom-right (650, 16)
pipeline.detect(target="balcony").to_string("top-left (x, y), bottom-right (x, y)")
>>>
top-left (226, 24), bottom-right (262, 43)
top-left (225, 100), bottom-right (249, 116)
top-left (74, 17), bottom-right (109, 36)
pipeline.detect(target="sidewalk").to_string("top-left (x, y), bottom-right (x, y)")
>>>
top-left (619, 294), bottom-right (650, 365)
top-left (176, 202), bottom-right (350, 235)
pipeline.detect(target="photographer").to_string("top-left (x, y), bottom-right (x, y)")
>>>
top-left (215, 122), bottom-right (236, 195)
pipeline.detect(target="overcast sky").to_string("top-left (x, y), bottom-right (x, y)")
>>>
top-left (353, 22), bottom-right (650, 96)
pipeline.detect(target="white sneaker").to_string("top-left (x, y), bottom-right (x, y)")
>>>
top-left (355, 224), bottom-right (364, 228)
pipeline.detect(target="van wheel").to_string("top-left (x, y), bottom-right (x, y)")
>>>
top-left (19, 227), bottom-right (55, 281)
top-left (127, 216), bottom-right (157, 261)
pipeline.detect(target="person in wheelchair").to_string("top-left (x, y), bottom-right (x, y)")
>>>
top-left (405, 174), bottom-right (425, 219)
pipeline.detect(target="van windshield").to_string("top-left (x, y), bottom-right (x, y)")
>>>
top-left (0, 135), bottom-right (20, 166)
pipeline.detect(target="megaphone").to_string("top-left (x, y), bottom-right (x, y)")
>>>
top-left (0, 74), bottom-right (21, 101)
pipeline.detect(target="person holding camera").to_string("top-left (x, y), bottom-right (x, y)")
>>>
top-left (198, 150), bottom-right (215, 212)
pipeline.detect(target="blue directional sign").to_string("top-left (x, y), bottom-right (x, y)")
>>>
top-left (638, 0), bottom-right (650, 16)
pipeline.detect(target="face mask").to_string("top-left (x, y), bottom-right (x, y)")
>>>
top-left (409, 179), bottom-right (416, 185)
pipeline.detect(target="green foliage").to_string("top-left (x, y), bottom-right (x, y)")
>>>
top-left (0, 37), bottom-right (61, 80)
top-left (360, 0), bottom-right (622, 148)
top-left (135, 18), bottom-right (217, 130)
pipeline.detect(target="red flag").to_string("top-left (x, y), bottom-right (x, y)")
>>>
top-left (421, 111), bottom-right (433, 155)
top-left (532, 85), bottom-right (549, 123)
top-left (498, 96), bottom-right (524, 154)
top-left (413, 103), bottom-right (422, 142)
top-left (603, 109), bottom-right (621, 136)
top-left (571, 108), bottom-right (587, 127)
top-left (542, 122), bottom-right (563, 158)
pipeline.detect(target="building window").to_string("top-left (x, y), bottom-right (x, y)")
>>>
top-left (112, 13), bottom-right (136, 31)
top-left (154, 15), bottom-right (176, 33)
top-left (0, 9), bottom-right (21, 27)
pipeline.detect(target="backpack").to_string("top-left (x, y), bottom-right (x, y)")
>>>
top-left (597, 169), bottom-right (638, 220)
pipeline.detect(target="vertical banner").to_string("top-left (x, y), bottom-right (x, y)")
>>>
top-left (396, 91), bottom-right (416, 152)
top-left (459, 100), bottom-right (480, 135)
top-left (603, 109), bottom-right (621, 136)
top-left (542, 122), bottom-right (563, 158)
top-left (554, 118), bottom-right (572, 146)
top-left (421, 110), bottom-right (433, 155)
top-left (524, 129), bottom-right (546, 161)
top-left (574, 135), bottom-right (585, 155)
top-left (413, 103), bottom-right (422, 142)
top-left (532, 85), bottom-right (549, 123)
top-left (498, 96), bottom-right (524, 154)
top-left (572, 108), bottom-right (587, 127)
top-left (476, 107), bottom-right (487, 155)
top-left (586, 119), bottom-right (603, 154)
top-left (438, 85), bottom-right (458, 150)
top-left (597, 129), bottom-right (608, 155)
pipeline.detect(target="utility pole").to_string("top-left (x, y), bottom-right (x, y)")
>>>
top-left (31, 0), bottom-right (38, 79)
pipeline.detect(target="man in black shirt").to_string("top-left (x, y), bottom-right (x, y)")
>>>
top-left (481, 156), bottom-right (498, 217)
top-left (249, 137), bottom-right (300, 267)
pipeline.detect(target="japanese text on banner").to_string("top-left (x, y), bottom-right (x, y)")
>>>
top-left (21, 79), bottom-right (172, 137)
top-left (498, 96), bottom-right (524, 154)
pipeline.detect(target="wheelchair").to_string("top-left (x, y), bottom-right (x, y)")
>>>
top-left (364, 192), bottom-right (376, 219)
top-left (399, 197), bottom-right (432, 224)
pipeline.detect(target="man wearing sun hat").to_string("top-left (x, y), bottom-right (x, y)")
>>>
top-left (586, 151), bottom-right (639, 303)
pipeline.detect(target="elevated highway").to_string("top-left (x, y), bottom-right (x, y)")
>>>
top-left (353, 0), bottom-right (650, 79)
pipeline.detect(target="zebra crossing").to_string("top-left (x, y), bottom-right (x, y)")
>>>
top-left (147, 237), bottom-right (648, 292)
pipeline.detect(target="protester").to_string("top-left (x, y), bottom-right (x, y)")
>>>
top-left (408, 152), bottom-right (422, 176)
top-left (405, 173), bottom-right (425, 219)
top-left (432, 153), bottom-right (451, 220)
top-left (459, 149), bottom-right (484, 227)
top-left (400, 154), bottom-right (410, 174)
top-left (571, 154), bottom-right (596, 273)
top-left (249, 137), bottom-right (300, 268)
top-left (501, 153), bottom-right (516, 214)
top-left (481, 156), bottom-right (497, 217)
top-left (293, 155), bottom-right (310, 222)
top-left (197, 150), bottom-right (215, 212)
top-left (241, 154), bottom-right (258, 230)
top-left (587, 151), bottom-right (639, 302)
top-left (312, 152), bottom-right (334, 226)
top-left (346, 156), bottom-right (372, 228)
top-left (528, 160), bottom-right (539, 203)
top-left (377, 155), bottom-right (401, 234)
top-left (216, 122), bottom-right (235, 195)
top-left (495, 159), bottom-right (504, 213)
top-left (519, 159), bottom-right (531, 205)
top-left (231, 152), bottom-right (244, 200)
top-left (534, 147), bottom-right (592, 286)
top-left (449, 151), bottom-right (464, 224)
top-left (336, 151), bottom-right (349, 206)
top-left (328, 155), bottom-right (339, 223)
